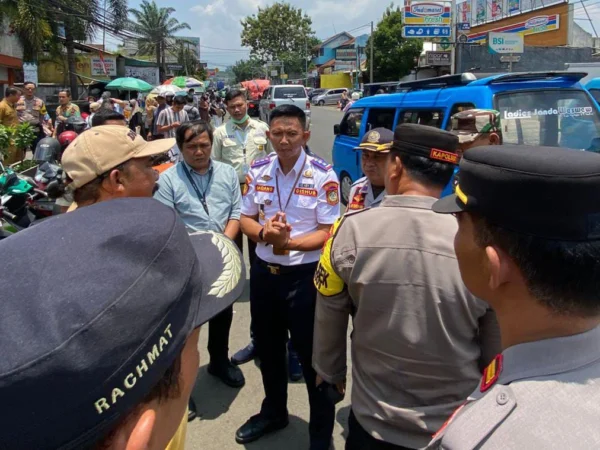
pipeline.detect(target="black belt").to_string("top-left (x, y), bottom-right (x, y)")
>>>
top-left (256, 257), bottom-right (317, 275)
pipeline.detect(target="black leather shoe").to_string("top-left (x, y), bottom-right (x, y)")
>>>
top-left (207, 361), bottom-right (246, 388)
top-left (235, 414), bottom-right (289, 444)
top-left (231, 341), bottom-right (256, 365)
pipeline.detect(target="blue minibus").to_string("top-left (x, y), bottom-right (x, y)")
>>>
top-left (333, 71), bottom-right (600, 204)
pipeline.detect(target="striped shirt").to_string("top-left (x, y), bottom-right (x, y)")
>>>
top-left (156, 107), bottom-right (189, 139)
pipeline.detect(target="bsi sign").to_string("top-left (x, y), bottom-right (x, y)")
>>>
top-left (488, 32), bottom-right (524, 54)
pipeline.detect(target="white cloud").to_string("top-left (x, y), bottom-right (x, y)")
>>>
top-left (191, 0), bottom-right (226, 16)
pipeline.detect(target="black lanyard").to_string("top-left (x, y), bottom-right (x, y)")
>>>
top-left (275, 154), bottom-right (306, 213)
top-left (182, 163), bottom-right (212, 216)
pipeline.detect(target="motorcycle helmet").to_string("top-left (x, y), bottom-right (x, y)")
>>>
top-left (65, 115), bottom-right (87, 134)
top-left (34, 137), bottom-right (61, 163)
top-left (58, 131), bottom-right (78, 149)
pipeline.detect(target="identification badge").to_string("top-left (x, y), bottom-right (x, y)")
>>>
top-left (273, 247), bottom-right (290, 256)
top-left (241, 163), bottom-right (250, 175)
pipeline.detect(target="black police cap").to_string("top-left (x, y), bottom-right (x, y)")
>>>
top-left (392, 123), bottom-right (459, 164)
top-left (433, 145), bottom-right (600, 241)
top-left (0, 198), bottom-right (244, 449)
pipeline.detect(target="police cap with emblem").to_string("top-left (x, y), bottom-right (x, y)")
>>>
top-left (392, 123), bottom-right (460, 164)
top-left (433, 145), bottom-right (600, 241)
top-left (354, 127), bottom-right (394, 153)
top-left (0, 198), bottom-right (244, 449)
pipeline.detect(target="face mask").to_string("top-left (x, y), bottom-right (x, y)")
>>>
top-left (231, 114), bottom-right (249, 125)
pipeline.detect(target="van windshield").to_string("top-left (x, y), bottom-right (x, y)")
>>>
top-left (274, 87), bottom-right (307, 99)
top-left (495, 89), bottom-right (600, 152)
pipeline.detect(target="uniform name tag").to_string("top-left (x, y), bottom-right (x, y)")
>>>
top-left (256, 185), bottom-right (275, 193)
top-left (294, 187), bottom-right (317, 197)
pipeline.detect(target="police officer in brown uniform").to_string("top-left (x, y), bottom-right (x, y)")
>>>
top-left (17, 82), bottom-right (51, 149)
top-left (313, 124), bottom-right (500, 450)
top-left (345, 128), bottom-right (392, 211)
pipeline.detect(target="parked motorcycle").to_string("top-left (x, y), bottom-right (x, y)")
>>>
top-left (30, 137), bottom-right (65, 217)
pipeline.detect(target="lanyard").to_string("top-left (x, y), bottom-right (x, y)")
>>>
top-left (234, 128), bottom-right (250, 163)
top-left (182, 163), bottom-right (212, 216)
top-left (275, 154), bottom-right (306, 213)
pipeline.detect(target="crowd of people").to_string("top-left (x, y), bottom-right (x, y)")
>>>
top-left (1, 83), bottom-right (600, 450)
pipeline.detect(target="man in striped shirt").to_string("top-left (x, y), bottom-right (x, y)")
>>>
top-left (157, 95), bottom-right (189, 139)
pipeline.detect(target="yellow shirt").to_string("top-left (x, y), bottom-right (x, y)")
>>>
top-left (0, 99), bottom-right (18, 127)
top-left (165, 410), bottom-right (188, 450)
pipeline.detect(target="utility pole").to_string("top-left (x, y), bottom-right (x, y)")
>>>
top-left (451, 0), bottom-right (457, 74)
top-left (305, 37), bottom-right (308, 85)
top-left (102, 0), bottom-right (106, 51)
top-left (370, 21), bottom-right (374, 83)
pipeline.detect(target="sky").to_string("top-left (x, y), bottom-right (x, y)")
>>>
top-left (113, 0), bottom-right (600, 69)
top-left (115, 0), bottom-right (386, 69)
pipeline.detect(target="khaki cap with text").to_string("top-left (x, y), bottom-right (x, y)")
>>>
top-left (62, 125), bottom-right (175, 188)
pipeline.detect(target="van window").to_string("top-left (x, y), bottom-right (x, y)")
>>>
top-left (589, 89), bottom-right (600, 104)
top-left (449, 103), bottom-right (476, 117)
top-left (400, 110), bottom-right (444, 128)
top-left (340, 108), bottom-right (364, 137)
top-left (496, 89), bottom-right (600, 150)
top-left (366, 108), bottom-right (396, 131)
top-left (274, 86), bottom-right (307, 99)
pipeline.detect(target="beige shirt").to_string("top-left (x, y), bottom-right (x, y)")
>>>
top-left (212, 118), bottom-right (270, 183)
top-left (313, 195), bottom-right (501, 449)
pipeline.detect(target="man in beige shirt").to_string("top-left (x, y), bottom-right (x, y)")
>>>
top-left (313, 124), bottom-right (500, 450)
top-left (212, 88), bottom-right (271, 365)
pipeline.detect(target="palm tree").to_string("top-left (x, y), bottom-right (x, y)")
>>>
top-left (0, 0), bottom-right (128, 97)
top-left (128, 0), bottom-right (190, 81)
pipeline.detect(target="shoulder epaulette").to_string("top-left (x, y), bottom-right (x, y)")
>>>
top-left (251, 154), bottom-right (273, 168)
top-left (310, 157), bottom-right (332, 172)
top-left (345, 206), bottom-right (371, 217)
top-left (351, 176), bottom-right (367, 187)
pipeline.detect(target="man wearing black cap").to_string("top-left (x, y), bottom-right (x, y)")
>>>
top-left (313, 123), bottom-right (500, 450)
top-left (0, 197), bottom-right (244, 449)
top-left (427, 145), bottom-right (600, 449)
top-left (345, 127), bottom-right (392, 211)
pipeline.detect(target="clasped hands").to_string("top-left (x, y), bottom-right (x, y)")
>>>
top-left (262, 212), bottom-right (292, 249)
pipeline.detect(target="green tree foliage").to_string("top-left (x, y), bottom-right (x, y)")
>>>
top-left (128, 0), bottom-right (190, 80)
top-left (367, 3), bottom-right (423, 82)
top-left (231, 58), bottom-right (265, 83)
top-left (240, 2), bottom-right (319, 77)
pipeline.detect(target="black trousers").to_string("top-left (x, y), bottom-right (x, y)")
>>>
top-left (207, 305), bottom-right (233, 365)
top-left (250, 258), bottom-right (335, 450)
top-left (346, 410), bottom-right (415, 450)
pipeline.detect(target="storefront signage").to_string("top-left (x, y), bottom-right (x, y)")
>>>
top-left (426, 51), bottom-right (451, 65)
top-left (488, 32), bottom-right (524, 53)
top-left (335, 48), bottom-right (358, 60)
top-left (467, 13), bottom-right (559, 43)
top-left (125, 66), bottom-right (159, 86)
top-left (90, 56), bottom-right (116, 76)
top-left (403, 26), bottom-right (451, 37)
top-left (23, 62), bottom-right (38, 85)
top-left (403, 2), bottom-right (452, 25)
top-left (334, 61), bottom-right (357, 72)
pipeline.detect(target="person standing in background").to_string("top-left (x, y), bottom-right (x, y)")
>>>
top-left (149, 94), bottom-right (167, 140)
top-left (0, 86), bottom-right (22, 164)
top-left (212, 88), bottom-right (270, 367)
top-left (199, 95), bottom-right (210, 123)
top-left (156, 95), bottom-right (189, 161)
top-left (53, 89), bottom-right (80, 138)
top-left (184, 95), bottom-right (201, 121)
top-left (16, 82), bottom-right (52, 149)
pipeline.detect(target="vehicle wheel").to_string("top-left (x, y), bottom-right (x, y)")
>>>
top-left (318, 100), bottom-right (325, 106)
top-left (340, 172), bottom-right (352, 206)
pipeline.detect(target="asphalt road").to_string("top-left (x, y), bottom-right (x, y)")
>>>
top-left (185, 106), bottom-right (349, 450)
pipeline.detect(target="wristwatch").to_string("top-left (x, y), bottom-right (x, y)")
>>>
top-left (258, 228), bottom-right (265, 242)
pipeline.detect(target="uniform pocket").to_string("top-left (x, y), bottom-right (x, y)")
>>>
top-left (294, 193), bottom-right (318, 209)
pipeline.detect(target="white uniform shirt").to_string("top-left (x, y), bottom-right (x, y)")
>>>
top-left (242, 151), bottom-right (340, 266)
top-left (346, 176), bottom-right (385, 211)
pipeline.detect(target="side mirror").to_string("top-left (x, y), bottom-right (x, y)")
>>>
top-left (333, 124), bottom-right (341, 135)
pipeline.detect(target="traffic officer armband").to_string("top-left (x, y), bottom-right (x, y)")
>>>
top-left (314, 218), bottom-right (345, 296)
